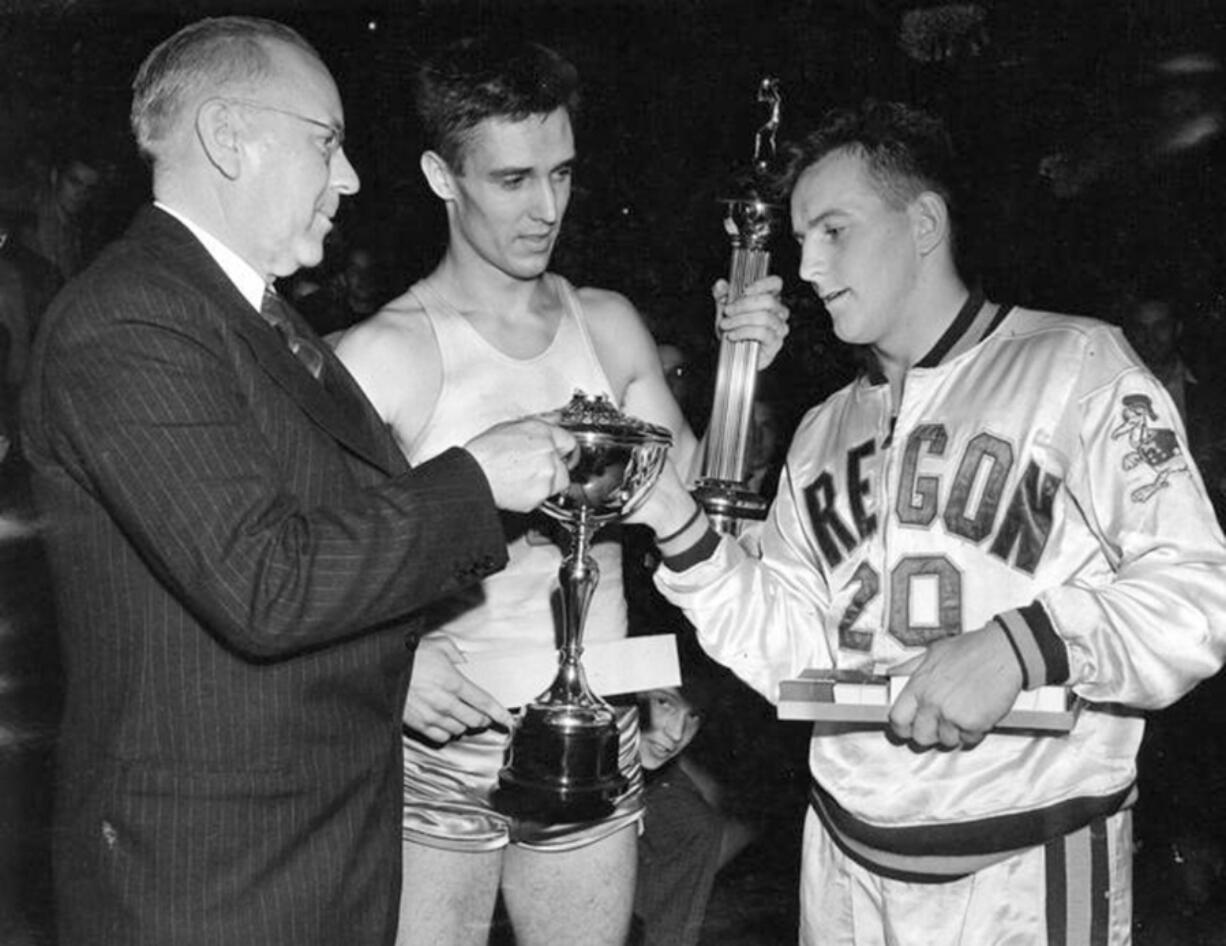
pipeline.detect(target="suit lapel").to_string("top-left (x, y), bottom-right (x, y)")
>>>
top-left (134, 208), bottom-right (407, 477)
top-left (288, 305), bottom-right (408, 477)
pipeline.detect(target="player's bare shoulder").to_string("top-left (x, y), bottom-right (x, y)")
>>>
top-left (574, 285), bottom-right (647, 333)
top-left (335, 290), bottom-right (433, 358)
top-left (333, 288), bottom-right (442, 427)
top-left (573, 284), bottom-right (659, 395)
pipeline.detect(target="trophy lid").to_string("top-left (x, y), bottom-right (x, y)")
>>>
top-left (555, 391), bottom-right (672, 448)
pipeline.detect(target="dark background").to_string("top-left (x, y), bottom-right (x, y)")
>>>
top-left (2, 1), bottom-right (1226, 943)
top-left (3, 0), bottom-right (1226, 414)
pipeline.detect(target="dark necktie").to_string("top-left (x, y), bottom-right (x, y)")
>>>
top-left (260, 288), bottom-right (326, 381)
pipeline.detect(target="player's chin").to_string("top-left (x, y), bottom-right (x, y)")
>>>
top-left (829, 315), bottom-right (870, 347)
top-left (508, 256), bottom-right (551, 281)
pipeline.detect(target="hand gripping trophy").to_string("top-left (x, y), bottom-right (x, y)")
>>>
top-left (495, 391), bottom-right (672, 822)
top-left (693, 76), bottom-right (785, 534)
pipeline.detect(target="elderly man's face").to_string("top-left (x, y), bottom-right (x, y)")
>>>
top-left (234, 41), bottom-right (360, 281)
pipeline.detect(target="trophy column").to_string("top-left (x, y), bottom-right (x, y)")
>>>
top-left (693, 77), bottom-right (785, 535)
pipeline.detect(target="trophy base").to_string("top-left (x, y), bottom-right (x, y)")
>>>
top-left (494, 704), bottom-right (627, 824)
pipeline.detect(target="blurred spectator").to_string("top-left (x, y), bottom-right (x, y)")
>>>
top-left (655, 334), bottom-right (707, 433)
top-left (1122, 291), bottom-right (1226, 521)
top-left (19, 150), bottom-right (102, 281)
top-left (0, 211), bottom-right (62, 497)
top-left (745, 382), bottom-right (787, 499)
top-left (0, 261), bottom-right (19, 470)
top-left (0, 217), bottom-right (58, 943)
top-left (295, 240), bottom-right (392, 338)
top-left (0, 211), bottom-right (60, 394)
top-left (0, 255), bottom-right (20, 390)
top-left (631, 635), bottom-right (758, 946)
top-left (0, 210), bottom-right (61, 346)
top-left (1124, 293), bottom-right (1226, 944)
top-left (1125, 296), bottom-right (1196, 421)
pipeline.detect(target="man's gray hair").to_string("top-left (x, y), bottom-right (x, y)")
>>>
top-left (130, 15), bottom-right (321, 164)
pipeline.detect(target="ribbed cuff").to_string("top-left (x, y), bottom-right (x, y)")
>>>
top-left (655, 506), bottom-right (712, 558)
top-left (661, 527), bottom-right (721, 572)
top-left (992, 602), bottom-right (1070, 688)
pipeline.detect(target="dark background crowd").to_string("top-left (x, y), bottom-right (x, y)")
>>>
top-left (2, 0), bottom-right (1226, 943)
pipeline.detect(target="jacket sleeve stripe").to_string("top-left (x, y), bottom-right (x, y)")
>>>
top-left (996, 603), bottom-right (1070, 687)
top-left (661, 527), bottom-right (721, 572)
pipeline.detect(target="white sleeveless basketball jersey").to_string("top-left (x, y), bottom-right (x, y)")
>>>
top-left (405, 274), bottom-right (626, 657)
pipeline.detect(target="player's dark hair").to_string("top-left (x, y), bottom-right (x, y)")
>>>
top-left (414, 35), bottom-right (580, 171)
top-left (781, 99), bottom-right (963, 256)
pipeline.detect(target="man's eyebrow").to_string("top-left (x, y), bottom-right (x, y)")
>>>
top-left (488, 157), bottom-right (575, 179)
top-left (488, 165), bottom-right (532, 179)
top-left (794, 208), bottom-right (843, 236)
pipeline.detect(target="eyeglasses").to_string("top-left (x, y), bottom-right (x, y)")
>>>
top-left (219, 97), bottom-right (346, 161)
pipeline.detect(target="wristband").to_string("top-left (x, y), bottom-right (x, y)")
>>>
top-left (655, 504), bottom-right (703, 545)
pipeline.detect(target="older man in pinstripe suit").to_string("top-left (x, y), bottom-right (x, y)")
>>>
top-left (20, 16), bottom-right (575, 946)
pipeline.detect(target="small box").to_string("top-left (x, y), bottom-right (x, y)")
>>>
top-left (777, 668), bottom-right (1077, 733)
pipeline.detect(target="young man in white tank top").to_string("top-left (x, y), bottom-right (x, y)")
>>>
top-left (334, 37), bottom-right (789, 946)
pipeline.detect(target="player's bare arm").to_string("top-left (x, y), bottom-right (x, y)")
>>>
top-left (580, 279), bottom-right (789, 476)
top-left (337, 297), bottom-right (561, 741)
top-left (332, 294), bottom-right (443, 454)
top-left (578, 285), bottom-right (702, 477)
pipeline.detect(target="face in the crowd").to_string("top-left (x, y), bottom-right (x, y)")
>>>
top-left (638, 687), bottom-right (701, 771)
top-left (54, 160), bottom-right (100, 218)
top-left (791, 148), bottom-right (924, 358)
top-left (443, 107), bottom-right (574, 281)
top-left (747, 399), bottom-right (781, 472)
top-left (656, 342), bottom-right (691, 407)
top-left (234, 40), bottom-right (360, 281)
top-left (1127, 300), bottom-right (1180, 373)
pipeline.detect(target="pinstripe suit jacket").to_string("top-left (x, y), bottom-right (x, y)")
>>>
top-left (21, 206), bottom-right (509, 946)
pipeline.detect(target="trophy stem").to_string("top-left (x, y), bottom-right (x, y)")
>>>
top-left (550, 505), bottom-right (601, 705)
top-left (494, 504), bottom-right (625, 822)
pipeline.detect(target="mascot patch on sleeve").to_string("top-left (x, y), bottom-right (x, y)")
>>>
top-left (1110, 393), bottom-right (1190, 502)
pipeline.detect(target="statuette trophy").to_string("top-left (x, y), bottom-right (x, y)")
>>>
top-left (694, 76), bottom-right (785, 534)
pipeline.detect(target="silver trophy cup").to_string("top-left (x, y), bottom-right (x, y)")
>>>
top-left (494, 391), bottom-right (672, 823)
